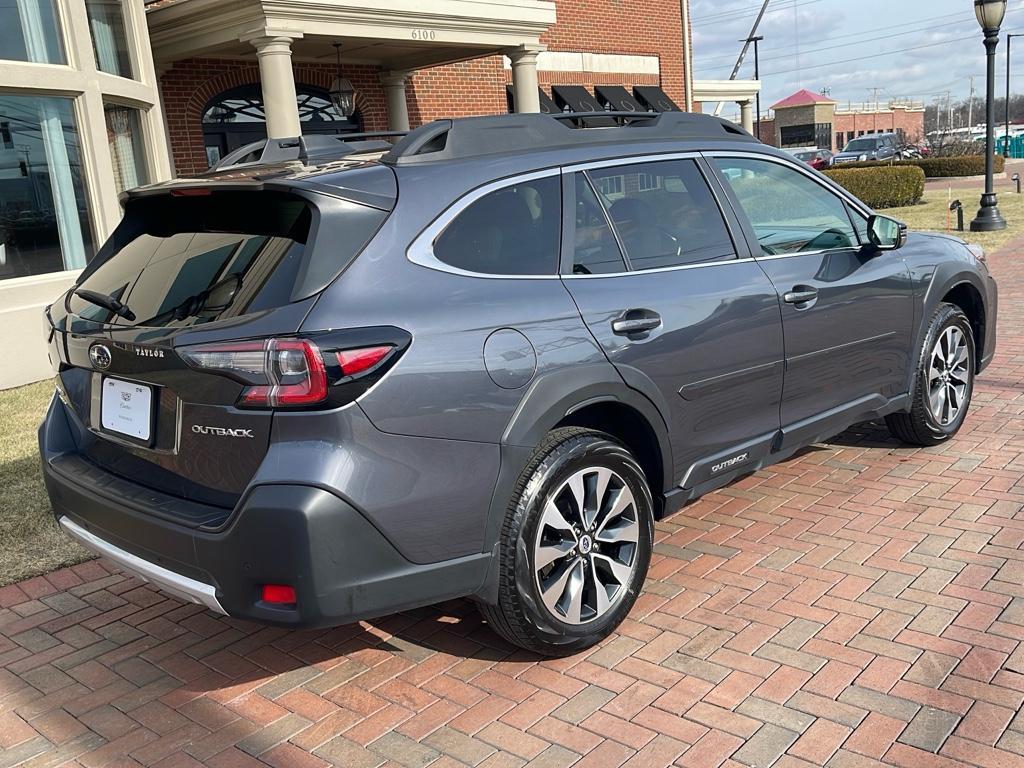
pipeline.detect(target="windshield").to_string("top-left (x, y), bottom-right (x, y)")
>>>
top-left (844, 138), bottom-right (878, 152)
top-left (68, 191), bottom-right (385, 328)
top-left (794, 152), bottom-right (816, 161)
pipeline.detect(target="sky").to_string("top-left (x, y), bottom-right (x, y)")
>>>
top-left (691, 0), bottom-right (1024, 118)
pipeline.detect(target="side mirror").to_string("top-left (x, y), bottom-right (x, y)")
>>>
top-left (867, 214), bottom-right (907, 250)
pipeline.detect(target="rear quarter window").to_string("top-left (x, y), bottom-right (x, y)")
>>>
top-left (432, 175), bottom-right (562, 276)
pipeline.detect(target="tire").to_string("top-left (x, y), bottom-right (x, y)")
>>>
top-left (886, 303), bottom-right (975, 446)
top-left (478, 428), bottom-right (654, 656)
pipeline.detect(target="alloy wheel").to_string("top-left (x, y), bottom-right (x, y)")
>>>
top-left (928, 326), bottom-right (971, 426)
top-left (532, 466), bottom-right (640, 625)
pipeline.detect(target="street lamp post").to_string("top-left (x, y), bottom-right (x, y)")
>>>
top-left (972, 0), bottom-right (1009, 232)
top-left (1006, 33), bottom-right (1024, 157)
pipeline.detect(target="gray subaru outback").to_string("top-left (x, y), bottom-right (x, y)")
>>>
top-left (39, 112), bottom-right (997, 655)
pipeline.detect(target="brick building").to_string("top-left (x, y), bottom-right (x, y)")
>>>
top-left (757, 88), bottom-right (926, 152)
top-left (148, 0), bottom-right (699, 177)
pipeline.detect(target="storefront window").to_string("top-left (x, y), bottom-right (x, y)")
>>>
top-left (1, 0), bottom-right (66, 64)
top-left (86, 0), bottom-right (132, 78)
top-left (0, 95), bottom-right (95, 281)
top-left (104, 104), bottom-right (147, 194)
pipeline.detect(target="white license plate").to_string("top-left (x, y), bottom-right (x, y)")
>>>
top-left (101, 378), bottom-right (153, 442)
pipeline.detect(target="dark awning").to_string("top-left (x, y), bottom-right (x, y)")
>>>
top-left (505, 85), bottom-right (560, 115)
top-left (633, 86), bottom-right (682, 112)
top-left (551, 86), bottom-right (616, 127)
top-left (595, 85), bottom-right (644, 113)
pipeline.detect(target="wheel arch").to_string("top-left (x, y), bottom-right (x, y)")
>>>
top-left (501, 365), bottom-right (673, 494)
top-left (940, 280), bottom-right (986, 372)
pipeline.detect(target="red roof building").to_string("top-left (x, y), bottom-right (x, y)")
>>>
top-left (770, 88), bottom-right (837, 111)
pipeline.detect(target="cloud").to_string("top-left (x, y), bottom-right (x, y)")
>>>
top-left (692, 0), bottom-right (1012, 110)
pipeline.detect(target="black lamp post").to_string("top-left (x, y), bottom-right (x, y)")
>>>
top-left (971, 0), bottom-right (1009, 231)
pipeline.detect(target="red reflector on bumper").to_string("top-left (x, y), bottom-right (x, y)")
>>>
top-left (261, 584), bottom-right (297, 605)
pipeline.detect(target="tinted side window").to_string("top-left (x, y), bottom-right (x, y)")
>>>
top-left (433, 176), bottom-right (561, 275)
top-left (587, 159), bottom-right (736, 270)
top-left (572, 173), bottom-right (627, 275)
top-left (714, 157), bottom-right (858, 255)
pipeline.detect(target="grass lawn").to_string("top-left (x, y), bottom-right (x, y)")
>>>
top-left (887, 186), bottom-right (1024, 254)
top-left (0, 380), bottom-right (90, 586)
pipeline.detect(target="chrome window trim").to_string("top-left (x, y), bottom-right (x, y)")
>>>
top-left (562, 256), bottom-right (760, 280)
top-left (563, 150), bottom-right (703, 174)
top-left (406, 168), bottom-right (563, 280)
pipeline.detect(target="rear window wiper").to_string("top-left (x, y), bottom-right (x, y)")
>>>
top-left (73, 289), bottom-right (137, 322)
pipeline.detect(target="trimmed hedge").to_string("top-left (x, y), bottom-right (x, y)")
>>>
top-left (824, 166), bottom-right (925, 209)
top-left (830, 155), bottom-right (1004, 178)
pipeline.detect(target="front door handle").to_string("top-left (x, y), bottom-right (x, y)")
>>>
top-left (612, 310), bottom-right (662, 336)
top-left (783, 286), bottom-right (819, 305)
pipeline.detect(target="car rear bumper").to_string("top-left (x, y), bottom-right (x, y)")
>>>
top-left (58, 515), bottom-right (226, 614)
top-left (40, 394), bottom-right (491, 628)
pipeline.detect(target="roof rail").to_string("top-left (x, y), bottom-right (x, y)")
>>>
top-left (380, 111), bottom-right (755, 166)
top-left (210, 132), bottom-right (408, 172)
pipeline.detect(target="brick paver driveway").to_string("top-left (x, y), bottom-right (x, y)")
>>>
top-left (2, 241), bottom-right (1024, 768)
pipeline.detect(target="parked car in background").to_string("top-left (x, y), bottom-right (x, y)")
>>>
top-left (791, 148), bottom-right (834, 170)
top-left (833, 133), bottom-right (901, 164)
top-left (39, 112), bottom-right (998, 655)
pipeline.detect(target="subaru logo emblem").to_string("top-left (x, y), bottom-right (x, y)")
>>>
top-left (89, 344), bottom-right (112, 370)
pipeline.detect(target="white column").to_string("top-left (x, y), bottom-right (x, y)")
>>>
top-left (380, 71), bottom-right (411, 132)
top-left (739, 100), bottom-right (754, 134)
top-left (246, 33), bottom-right (302, 139)
top-left (507, 45), bottom-right (544, 113)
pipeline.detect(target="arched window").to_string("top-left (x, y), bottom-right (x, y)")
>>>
top-left (202, 83), bottom-right (361, 167)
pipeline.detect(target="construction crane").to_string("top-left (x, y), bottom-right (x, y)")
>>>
top-left (713, 0), bottom-right (772, 117)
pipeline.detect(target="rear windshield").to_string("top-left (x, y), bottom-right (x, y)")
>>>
top-left (68, 191), bottom-right (385, 327)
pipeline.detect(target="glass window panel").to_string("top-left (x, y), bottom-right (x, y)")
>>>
top-left (572, 173), bottom-right (625, 275)
top-left (104, 103), bottom-right (148, 194)
top-left (587, 159), bottom-right (736, 270)
top-left (0, 0), bottom-right (65, 63)
top-left (433, 176), bottom-right (561, 275)
top-left (714, 157), bottom-right (858, 255)
top-left (0, 94), bottom-right (95, 280)
top-left (86, 0), bottom-right (132, 78)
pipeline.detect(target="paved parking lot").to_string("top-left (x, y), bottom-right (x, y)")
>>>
top-left (2, 238), bottom-right (1024, 768)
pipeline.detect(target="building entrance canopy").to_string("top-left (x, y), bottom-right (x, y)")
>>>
top-left (147, 0), bottom-right (556, 134)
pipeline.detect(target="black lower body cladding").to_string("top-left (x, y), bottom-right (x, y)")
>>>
top-left (39, 397), bottom-right (490, 628)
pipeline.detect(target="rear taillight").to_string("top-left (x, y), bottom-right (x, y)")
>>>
top-left (181, 338), bottom-right (327, 408)
top-left (180, 335), bottom-right (405, 410)
top-left (336, 346), bottom-right (392, 377)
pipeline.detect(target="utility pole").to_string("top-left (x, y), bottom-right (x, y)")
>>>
top-left (1006, 34), bottom-right (1024, 156)
top-left (743, 35), bottom-right (764, 139)
top-left (869, 87), bottom-right (881, 112)
top-left (969, 76), bottom-right (976, 129)
top-left (680, 0), bottom-right (694, 111)
top-left (713, 0), bottom-right (771, 116)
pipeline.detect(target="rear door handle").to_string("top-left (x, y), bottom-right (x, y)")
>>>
top-left (783, 286), bottom-right (818, 305)
top-left (612, 310), bottom-right (662, 336)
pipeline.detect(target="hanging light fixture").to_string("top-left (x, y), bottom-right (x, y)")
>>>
top-left (329, 43), bottom-right (357, 118)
